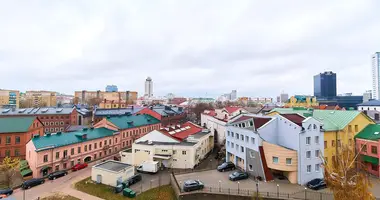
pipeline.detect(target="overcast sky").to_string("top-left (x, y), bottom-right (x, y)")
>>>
top-left (1, 1), bottom-right (379, 98)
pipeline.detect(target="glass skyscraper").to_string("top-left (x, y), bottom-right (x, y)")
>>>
top-left (313, 71), bottom-right (337, 99)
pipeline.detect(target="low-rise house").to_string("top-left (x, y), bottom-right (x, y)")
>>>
top-left (0, 107), bottom-right (78, 133)
top-left (362, 110), bottom-right (380, 124)
top-left (201, 106), bottom-right (248, 146)
top-left (0, 116), bottom-right (44, 160)
top-left (136, 105), bottom-right (186, 126)
top-left (26, 127), bottom-right (119, 178)
top-left (91, 160), bottom-right (134, 187)
top-left (358, 100), bottom-right (380, 111)
top-left (124, 122), bottom-right (213, 169)
top-left (226, 114), bottom-right (324, 185)
top-left (94, 114), bottom-right (161, 149)
top-left (355, 124), bottom-right (380, 177)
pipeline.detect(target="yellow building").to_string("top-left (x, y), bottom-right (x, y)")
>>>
top-left (268, 108), bottom-right (374, 167)
top-left (25, 91), bottom-right (57, 107)
top-left (0, 89), bottom-right (20, 108)
top-left (285, 95), bottom-right (319, 108)
top-left (98, 100), bottom-right (128, 109)
top-left (74, 90), bottom-right (138, 105)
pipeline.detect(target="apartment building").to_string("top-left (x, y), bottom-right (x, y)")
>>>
top-left (0, 89), bottom-right (19, 108)
top-left (94, 114), bottom-right (161, 149)
top-left (0, 107), bottom-right (78, 133)
top-left (26, 127), bottom-right (119, 178)
top-left (355, 124), bottom-right (380, 177)
top-left (123, 122), bottom-right (213, 168)
top-left (201, 106), bottom-right (248, 146)
top-left (137, 105), bottom-right (186, 126)
top-left (0, 116), bottom-right (44, 160)
top-left (226, 114), bottom-right (324, 185)
top-left (25, 91), bottom-right (57, 107)
top-left (74, 90), bottom-right (138, 105)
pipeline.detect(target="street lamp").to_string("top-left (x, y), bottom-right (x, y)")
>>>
top-left (219, 180), bottom-right (222, 192)
top-left (277, 184), bottom-right (279, 198)
top-left (255, 181), bottom-right (259, 200)
top-left (237, 182), bottom-right (240, 194)
top-left (304, 187), bottom-right (307, 200)
top-left (179, 181), bottom-right (182, 192)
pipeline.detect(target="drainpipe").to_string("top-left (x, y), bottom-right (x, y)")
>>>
top-left (335, 131), bottom-right (338, 165)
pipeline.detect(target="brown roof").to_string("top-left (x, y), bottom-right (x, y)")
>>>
top-left (280, 114), bottom-right (305, 126)
top-left (232, 115), bottom-right (252, 123)
top-left (252, 117), bottom-right (271, 129)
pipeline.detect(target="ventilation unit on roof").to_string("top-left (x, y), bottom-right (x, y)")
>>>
top-left (175, 129), bottom-right (181, 133)
top-left (165, 128), bottom-right (169, 131)
top-left (180, 128), bottom-right (186, 131)
top-left (169, 131), bottom-right (176, 135)
top-left (56, 108), bottom-right (63, 113)
top-left (185, 126), bottom-right (191, 129)
top-left (176, 125), bottom-right (181, 128)
top-left (375, 132), bottom-right (379, 135)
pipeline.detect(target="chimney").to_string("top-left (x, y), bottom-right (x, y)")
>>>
top-left (82, 134), bottom-right (87, 139)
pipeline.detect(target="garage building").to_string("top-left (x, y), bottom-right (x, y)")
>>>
top-left (91, 160), bottom-right (134, 187)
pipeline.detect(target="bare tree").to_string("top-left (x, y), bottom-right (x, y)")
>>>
top-left (0, 157), bottom-right (20, 187)
top-left (86, 98), bottom-right (102, 108)
top-left (189, 103), bottom-right (214, 122)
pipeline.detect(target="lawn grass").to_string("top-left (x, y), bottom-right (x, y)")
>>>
top-left (41, 193), bottom-right (81, 200)
top-left (74, 177), bottom-right (177, 200)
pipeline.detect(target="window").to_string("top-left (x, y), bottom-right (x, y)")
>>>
top-left (315, 150), bottom-right (320, 158)
top-left (94, 143), bottom-right (97, 149)
top-left (56, 152), bottom-right (60, 159)
top-left (104, 140), bottom-right (107, 145)
top-left (55, 165), bottom-right (59, 171)
top-left (77, 159), bottom-right (81, 163)
top-left (109, 149), bottom-right (111, 154)
top-left (306, 151), bottom-right (311, 159)
top-left (272, 156), bottom-right (279, 164)
top-left (6, 136), bottom-right (11, 144)
top-left (313, 124), bottom-right (317, 129)
top-left (236, 133), bottom-right (239, 140)
top-left (315, 136), bottom-right (319, 144)
top-left (15, 149), bottom-right (20, 156)
top-left (227, 141), bottom-right (230, 147)
top-left (324, 141), bottom-right (327, 149)
top-left (63, 163), bottom-right (67, 169)
top-left (162, 150), bottom-right (168, 152)
top-left (286, 158), bottom-right (292, 165)
top-left (89, 144), bottom-right (92, 151)
top-left (249, 121), bottom-right (253, 126)
top-left (355, 125), bottom-right (358, 132)
top-left (115, 138), bottom-right (118, 143)
top-left (250, 151), bottom-right (255, 158)
top-left (332, 140), bottom-right (336, 147)
top-left (306, 137), bottom-right (311, 145)
top-left (109, 139), bottom-right (111, 145)
top-left (99, 152), bottom-right (102, 157)
top-left (63, 150), bottom-right (68, 158)
top-left (5, 150), bottom-right (10, 157)
top-left (227, 131), bottom-right (230, 137)
top-left (241, 136), bottom-right (244, 141)
top-left (236, 144), bottom-right (239, 151)
top-left (182, 151), bottom-right (187, 155)
top-left (231, 132), bottom-right (234, 137)
top-left (100, 141), bottom-right (102, 148)
top-left (71, 161), bottom-right (75, 167)
top-left (84, 145), bottom-right (87, 152)
top-left (231, 142), bottom-right (234, 148)
top-left (251, 137), bottom-right (255, 144)
top-left (372, 163), bottom-right (378, 171)
top-left (71, 148), bottom-right (74, 155)
top-left (372, 146), bottom-right (378, 154)
top-left (15, 136), bottom-right (20, 144)
top-left (94, 154), bottom-right (97, 159)
top-left (315, 164), bottom-right (320, 172)
top-left (173, 150), bottom-right (176, 154)
top-left (43, 155), bottom-right (48, 162)
top-left (307, 165), bottom-right (311, 173)
top-left (348, 125), bottom-right (352, 132)
top-left (249, 165), bottom-right (253, 171)
top-left (241, 146), bottom-right (244, 153)
top-left (78, 147), bottom-right (81, 153)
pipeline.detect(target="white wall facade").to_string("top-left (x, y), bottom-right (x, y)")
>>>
top-left (91, 164), bottom-right (134, 187)
top-left (201, 114), bottom-right (227, 145)
top-left (358, 105), bottom-right (380, 111)
top-left (372, 53), bottom-right (380, 100)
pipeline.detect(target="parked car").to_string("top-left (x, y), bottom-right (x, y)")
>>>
top-left (183, 180), bottom-right (204, 192)
top-left (71, 163), bottom-right (88, 171)
top-left (229, 171), bottom-right (249, 181)
top-left (48, 170), bottom-right (68, 180)
top-left (22, 178), bottom-right (45, 189)
top-left (123, 174), bottom-right (142, 187)
top-left (306, 178), bottom-right (327, 190)
top-left (217, 162), bottom-right (235, 172)
top-left (0, 188), bottom-right (13, 196)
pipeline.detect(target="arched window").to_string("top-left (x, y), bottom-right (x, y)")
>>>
top-left (307, 124), bottom-right (312, 130)
top-left (313, 124), bottom-right (317, 129)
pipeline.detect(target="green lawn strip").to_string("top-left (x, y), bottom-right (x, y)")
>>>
top-left (74, 177), bottom-right (176, 200)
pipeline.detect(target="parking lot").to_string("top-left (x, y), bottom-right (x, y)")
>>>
top-left (175, 169), bottom-right (308, 194)
top-left (128, 170), bottom-right (171, 193)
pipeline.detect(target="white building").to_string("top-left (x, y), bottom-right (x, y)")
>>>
top-left (372, 53), bottom-right (380, 100)
top-left (357, 100), bottom-right (380, 111)
top-left (201, 107), bottom-right (248, 146)
top-left (122, 122), bottom-right (214, 169)
top-left (145, 77), bottom-right (153, 97)
top-left (91, 160), bottom-right (135, 187)
top-left (363, 90), bottom-right (373, 102)
top-left (226, 113), bottom-right (324, 185)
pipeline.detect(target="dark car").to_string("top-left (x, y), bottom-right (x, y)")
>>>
top-left (183, 180), bottom-right (204, 192)
top-left (71, 163), bottom-right (88, 171)
top-left (306, 178), bottom-right (327, 190)
top-left (229, 171), bottom-right (249, 181)
top-left (22, 178), bottom-right (45, 189)
top-left (48, 170), bottom-right (68, 180)
top-left (124, 174), bottom-right (142, 187)
top-left (0, 188), bottom-right (13, 196)
top-left (217, 162), bottom-right (235, 172)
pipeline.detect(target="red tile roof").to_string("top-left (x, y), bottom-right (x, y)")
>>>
top-left (253, 117), bottom-right (271, 129)
top-left (159, 121), bottom-right (202, 141)
top-left (280, 114), bottom-right (305, 126)
top-left (225, 106), bottom-right (242, 114)
top-left (232, 115), bottom-right (252, 123)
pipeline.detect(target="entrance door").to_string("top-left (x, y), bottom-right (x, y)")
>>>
top-left (96, 174), bottom-right (102, 183)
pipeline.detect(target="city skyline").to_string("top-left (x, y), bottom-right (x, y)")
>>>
top-left (1, 1), bottom-right (380, 98)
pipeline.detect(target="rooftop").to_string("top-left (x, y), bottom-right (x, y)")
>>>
top-left (137, 140), bottom-right (197, 146)
top-left (32, 127), bottom-right (116, 151)
top-left (0, 116), bottom-right (37, 133)
top-left (358, 100), bottom-right (380, 106)
top-left (93, 160), bottom-right (132, 172)
top-left (94, 107), bottom-right (142, 116)
top-left (159, 121), bottom-right (203, 140)
top-left (280, 114), bottom-right (305, 126)
top-left (355, 124), bottom-right (380, 141)
top-left (253, 117), bottom-right (272, 129)
top-left (107, 114), bottom-right (160, 129)
top-left (145, 105), bottom-right (185, 117)
top-left (225, 106), bottom-right (242, 114)
top-left (0, 107), bottom-right (75, 115)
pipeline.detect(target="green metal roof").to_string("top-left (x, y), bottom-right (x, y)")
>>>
top-left (107, 114), bottom-right (160, 130)
top-left (20, 168), bottom-right (33, 177)
top-left (32, 128), bottom-right (116, 151)
top-left (0, 116), bottom-right (36, 133)
top-left (355, 124), bottom-right (380, 141)
top-left (362, 155), bottom-right (379, 165)
top-left (312, 110), bottom-right (361, 131)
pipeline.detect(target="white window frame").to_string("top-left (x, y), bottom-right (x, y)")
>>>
top-left (272, 156), bottom-right (279, 164)
top-left (306, 151), bottom-right (311, 159)
top-left (307, 165), bottom-right (311, 173)
top-left (286, 158), bottom-right (292, 165)
top-left (306, 137), bottom-right (311, 145)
